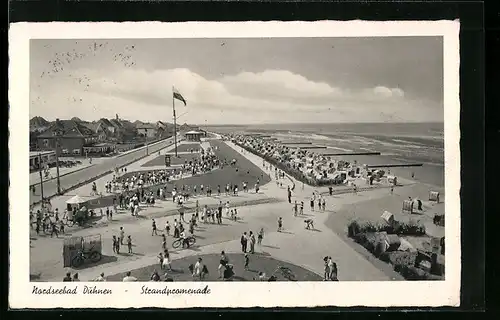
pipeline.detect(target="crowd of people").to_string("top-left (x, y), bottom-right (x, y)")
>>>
top-left (39, 139), bottom-right (343, 283)
top-left (229, 134), bottom-right (366, 185)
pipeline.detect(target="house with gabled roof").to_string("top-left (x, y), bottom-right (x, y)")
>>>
top-left (37, 119), bottom-right (98, 156)
top-left (136, 123), bottom-right (158, 138)
top-left (83, 119), bottom-right (116, 142)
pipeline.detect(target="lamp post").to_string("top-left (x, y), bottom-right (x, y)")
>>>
top-left (38, 153), bottom-right (44, 201)
top-left (145, 128), bottom-right (149, 156)
top-left (54, 128), bottom-right (63, 195)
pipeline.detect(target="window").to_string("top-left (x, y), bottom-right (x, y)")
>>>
top-left (43, 139), bottom-right (49, 147)
top-left (73, 149), bottom-right (81, 155)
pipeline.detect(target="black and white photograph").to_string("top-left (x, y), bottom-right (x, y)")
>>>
top-left (9, 21), bottom-right (461, 308)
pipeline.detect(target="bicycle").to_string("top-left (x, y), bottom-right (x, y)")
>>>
top-left (71, 247), bottom-right (102, 268)
top-left (273, 265), bottom-right (297, 281)
top-left (61, 216), bottom-right (75, 227)
top-left (252, 265), bottom-right (297, 281)
top-left (172, 236), bottom-right (196, 249)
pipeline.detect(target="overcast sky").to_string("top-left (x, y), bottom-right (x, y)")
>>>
top-left (30, 37), bottom-right (443, 125)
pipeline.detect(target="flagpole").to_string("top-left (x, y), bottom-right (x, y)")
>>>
top-left (172, 86), bottom-right (178, 157)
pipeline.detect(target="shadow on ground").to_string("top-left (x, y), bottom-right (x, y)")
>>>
top-left (70, 254), bottom-right (118, 270)
top-left (106, 253), bottom-right (322, 282)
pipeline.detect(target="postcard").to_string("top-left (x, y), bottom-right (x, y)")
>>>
top-left (9, 20), bottom-right (460, 308)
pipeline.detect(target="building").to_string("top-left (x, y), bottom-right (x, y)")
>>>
top-left (185, 130), bottom-right (205, 142)
top-left (83, 119), bottom-right (116, 142)
top-left (83, 143), bottom-right (116, 156)
top-left (29, 150), bottom-right (56, 170)
top-left (136, 123), bottom-right (158, 138)
top-left (37, 119), bottom-right (98, 156)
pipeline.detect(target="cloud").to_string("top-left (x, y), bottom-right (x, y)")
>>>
top-left (372, 86), bottom-right (405, 98)
top-left (31, 66), bottom-right (441, 124)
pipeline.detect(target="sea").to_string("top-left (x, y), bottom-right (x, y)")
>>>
top-left (207, 122), bottom-right (445, 188)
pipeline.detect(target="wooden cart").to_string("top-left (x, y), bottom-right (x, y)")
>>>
top-left (63, 234), bottom-right (102, 268)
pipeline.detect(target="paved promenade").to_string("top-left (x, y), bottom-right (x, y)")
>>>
top-left (29, 136), bottom-right (181, 205)
top-left (31, 141), bottom-right (189, 214)
top-left (32, 138), bottom-right (395, 282)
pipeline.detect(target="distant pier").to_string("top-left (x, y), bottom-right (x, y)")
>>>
top-left (366, 163), bottom-right (423, 168)
top-left (298, 145), bottom-right (327, 149)
top-left (281, 142), bottom-right (313, 145)
top-left (323, 152), bottom-right (381, 156)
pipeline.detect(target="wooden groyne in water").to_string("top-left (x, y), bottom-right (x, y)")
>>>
top-left (281, 142), bottom-right (313, 145)
top-left (323, 152), bottom-right (381, 156)
top-left (366, 163), bottom-right (423, 168)
top-left (297, 145), bottom-right (327, 149)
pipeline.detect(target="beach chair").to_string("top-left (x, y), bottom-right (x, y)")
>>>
top-left (402, 200), bottom-right (414, 214)
top-left (429, 191), bottom-right (440, 203)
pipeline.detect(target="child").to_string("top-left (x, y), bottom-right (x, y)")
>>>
top-left (158, 252), bottom-right (164, 270)
top-left (257, 228), bottom-right (264, 246)
top-left (244, 254), bottom-right (249, 271)
top-left (165, 221), bottom-right (171, 236)
top-left (162, 234), bottom-right (167, 251)
top-left (112, 235), bottom-right (117, 253)
top-left (127, 235), bottom-right (133, 254)
top-left (162, 252), bottom-right (172, 271)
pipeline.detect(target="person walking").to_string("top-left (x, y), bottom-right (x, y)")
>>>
top-left (321, 197), bottom-right (326, 211)
top-left (218, 202), bottom-right (223, 224)
top-left (120, 227), bottom-right (125, 245)
top-left (162, 252), bottom-right (172, 271)
top-left (257, 228), bottom-right (264, 246)
top-left (244, 254), bottom-right (250, 271)
top-left (249, 231), bottom-right (256, 254)
top-left (158, 252), bottom-right (164, 270)
top-left (240, 232), bottom-right (248, 253)
top-left (112, 236), bottom-right (118, 253)
top-left (179, 207), bottom-right (186, 223)
top-left (310, 195), bottom-right (315, 212)
top-left (218, 251), bottom-right (229, 279)
top-left (115, 236), bottom-right (121, 254)
top-left (50, 221), bottom-right (59, 238)
top-left (161, 234), bottom-right (167, 251)
top-left (151, 219), bottom-right (158, 236)
top-left (165, 221), bottom-right (171, 236)
top-left (173, 219), bottom-right (179, 238)
top-left (328, 257), bottom-right (338, 281)
top-left (287, 186), bottom-right (292, 204)
top-left (323, 256), bottom-right (330, 281)
top-left (300, 201), bottom-right (304, 215)
top-left (127, 235), bottom-right (133, 254)
top-left (277, 217), bottom-right (283, 232)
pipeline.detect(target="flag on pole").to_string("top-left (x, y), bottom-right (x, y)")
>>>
top-left (173, 87), bottom-right (187, 106)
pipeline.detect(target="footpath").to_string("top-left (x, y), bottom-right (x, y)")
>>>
top-left (29, 137), bottom-right (182, 205)
top-left (45, 139), bottom-right (394, 281)
top-left (31, 140), bottom-right (183, 213)
top-left (224, 140), bottom-right (394, 281)
top-left (29, 138), bottom-right (173, 187)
